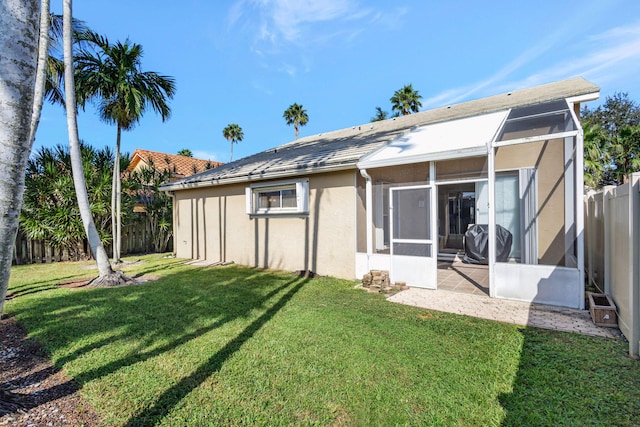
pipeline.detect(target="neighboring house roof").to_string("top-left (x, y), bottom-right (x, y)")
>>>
top-left (162, 77), bottom-right (599, 191)
top-left (127, 149), bottom-right (223, 178)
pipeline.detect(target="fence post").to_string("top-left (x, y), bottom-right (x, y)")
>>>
top-left (630, 173), bottom-right (640, 358)
top-left (603, 185), bottom-right (616, 295)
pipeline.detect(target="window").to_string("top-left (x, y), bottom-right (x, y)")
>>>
top-left (246, 179), bottom-right (309, 215)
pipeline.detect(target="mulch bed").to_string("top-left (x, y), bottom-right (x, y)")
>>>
top-left (0, 317), bottom-right (100, 426)
top-left (0, 269), bottom-right (161, 425)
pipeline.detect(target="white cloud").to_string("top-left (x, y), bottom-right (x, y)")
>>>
top-left (425, 20), bottom-right (640, 108)
top-left (229, 0), bottom-right (376, 50)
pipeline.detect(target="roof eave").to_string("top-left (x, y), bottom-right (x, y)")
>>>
top-left (160, 162), bottom-right (357, 192)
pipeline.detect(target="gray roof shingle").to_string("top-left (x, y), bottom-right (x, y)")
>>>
top-left (162, 77), bottom-right (599, 191)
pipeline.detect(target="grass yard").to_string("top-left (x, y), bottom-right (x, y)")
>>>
top-left (4, 254), bottom-right (640, 426)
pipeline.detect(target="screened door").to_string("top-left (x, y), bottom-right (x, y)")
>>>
top-left (389, 186), bottom-right (437, 288)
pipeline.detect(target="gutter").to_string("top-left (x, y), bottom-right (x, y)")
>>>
top-left (160, 162), bottom-right (357, 193)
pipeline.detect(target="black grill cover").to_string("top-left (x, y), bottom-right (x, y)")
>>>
top-left (462, 224), bottom-right (513, 264)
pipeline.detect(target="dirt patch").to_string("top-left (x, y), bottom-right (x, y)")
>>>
top-left (0, 317), bottom-right (100, 426)
top-left (57, 274), bottom-right (160, 290)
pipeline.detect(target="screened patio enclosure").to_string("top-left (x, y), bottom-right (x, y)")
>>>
top-left (356, 99), bottom-right (587, 309)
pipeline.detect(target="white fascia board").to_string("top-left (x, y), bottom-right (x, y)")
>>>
top-left (160, 163), bottom-right (355, 192)
top-left (566, 92), bottom-right (600, 104)
top-left (493, 130), bottom-right (579, 148)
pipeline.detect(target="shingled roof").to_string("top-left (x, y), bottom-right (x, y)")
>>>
top-left (162, 78), bottom-right (599, 191)
top-left (127, 149), bottom-right (223, 178)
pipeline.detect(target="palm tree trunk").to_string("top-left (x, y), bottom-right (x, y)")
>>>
top-left (28, 0), bottom-right (50, 146)
top-left (0, 0), bottom-right (40, 315)
top-left (112, 125), bottom-right (122, 262)
top-left (115, 128), bottom-right (122, 262)
top-left (230, 141), bottom-right (233, 162)
top-left (63, 0), bottom-right (113, 278)
top-left (111, 141), bottom-right (117, 260)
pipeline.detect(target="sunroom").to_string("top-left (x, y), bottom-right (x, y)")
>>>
top-left (356, 98), bottom-right (590, 309)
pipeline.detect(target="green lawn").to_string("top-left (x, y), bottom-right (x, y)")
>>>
top-left (5, 254), bottom-right (640, 426)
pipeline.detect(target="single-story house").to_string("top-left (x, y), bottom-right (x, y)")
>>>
top-left (161, 77), bottom-right (600, 309)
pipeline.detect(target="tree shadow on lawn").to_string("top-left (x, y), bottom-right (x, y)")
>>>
top-left (124, 276), bottom-right (308, 426)
top-left (5, 266), bottom-right (308, 411)
top-left (5, 275), bottom-right (81, 301)
top-left (498, 328), bottom-right (640, 426)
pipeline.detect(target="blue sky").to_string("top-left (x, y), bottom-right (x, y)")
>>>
top-left (37, 0), bottom-right (640, 163)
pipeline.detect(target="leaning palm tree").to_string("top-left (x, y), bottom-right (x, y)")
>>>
top-left (63, 0), bottom-right (129, 286)
top-left (283, 103), bottom-right (309, 139)
top-left (222, 124), bottom-right (244, 162)
top-left (75, 30), bottom-right (176, 263)
top-left (390, 84), bottom-right (422, 116)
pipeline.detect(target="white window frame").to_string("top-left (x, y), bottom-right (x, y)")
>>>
top-left (246, 178), bottom-right (309, 216)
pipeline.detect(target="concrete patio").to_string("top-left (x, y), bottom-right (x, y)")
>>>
top-left (388, 285), bottom-right (620, 339)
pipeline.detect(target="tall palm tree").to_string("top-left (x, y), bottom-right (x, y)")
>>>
top-left (390, 84), bottom-right (422, 116)
top-left (222, 124), bottom-right (244, 162)
top-left (0, 0), bottom-right (46, 316)
top-left (63, 0), bottom-right (118, 284)
top-left (283, 103), bottom-right (309, 139)
top-left (75, 30), bottom-right (176, 262)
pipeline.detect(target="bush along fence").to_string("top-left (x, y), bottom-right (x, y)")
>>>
top-left (584, 172), bottom-right (640, 358)
top-left (13, 220), bottom-right (173, 265)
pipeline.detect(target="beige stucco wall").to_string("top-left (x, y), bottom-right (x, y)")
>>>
top-left (172, 170), bottom-right (358, 279)
top-left (495, 138), bottom-right (566, 265)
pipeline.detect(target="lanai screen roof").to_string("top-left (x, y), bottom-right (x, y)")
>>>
top-left (357, 111), bottom-right (509, 168)
top-left (358, 99), bottom-right (580, 169)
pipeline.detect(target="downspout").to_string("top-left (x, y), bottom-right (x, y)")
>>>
top-left (360, 169), bottom-right (373, 272)
top-left (167, 191), bottom-right (177, 257)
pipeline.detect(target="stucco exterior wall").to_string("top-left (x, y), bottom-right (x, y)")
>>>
top-left (495, 138), bottom-right (566, 265)
top-left (172, 170), bottom-right (358, 279)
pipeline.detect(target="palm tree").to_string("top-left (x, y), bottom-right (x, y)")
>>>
top-left (283, 103), bottom-right (309, 139)
top-left (222, 123), bottom-right (244, 162)
top-left (583, 123), bottom-right (606, 188)
top-left (390, 84), bottom-right (422, 116)
top-left (177, 148), bottom-right (193, 157)
top-left (371, 106), bottom-right (388, 122)
top-left (610, 125), bottom-right (640, 184)
top-left (75, 30), bottom-right (176, 263)
top-left (63, 0), bottom-right (121, 285)
top-left (21, 143), bottom-right (116, 258)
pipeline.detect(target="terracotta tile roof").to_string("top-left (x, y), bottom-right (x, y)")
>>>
top-left (127, 149), bottom-right (223, 178)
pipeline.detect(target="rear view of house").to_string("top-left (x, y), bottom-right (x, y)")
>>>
top-left (161, 78), bottom-right (599, 309)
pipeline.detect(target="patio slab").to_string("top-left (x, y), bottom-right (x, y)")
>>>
top-left (387, 287), bottom-right (619, 339)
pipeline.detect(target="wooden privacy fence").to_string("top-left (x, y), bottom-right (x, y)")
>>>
top-left (584, 172), bottom-right (640, 358)
top-left (12, 220), bottom-right (172, 265)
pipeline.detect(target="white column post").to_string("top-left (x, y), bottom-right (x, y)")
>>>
top-left (360, 169), bottom-right (373, 264)
top-left (575, 133), bottom-right (585, 309)
top-left (488, 144), bottom-right (496, 298)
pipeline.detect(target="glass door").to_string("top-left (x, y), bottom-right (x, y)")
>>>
top-left (389, 185), bottom-right (437, 288)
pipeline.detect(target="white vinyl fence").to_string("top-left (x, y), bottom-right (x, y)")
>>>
top-left (585, 172), bottom-right (640, 358)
